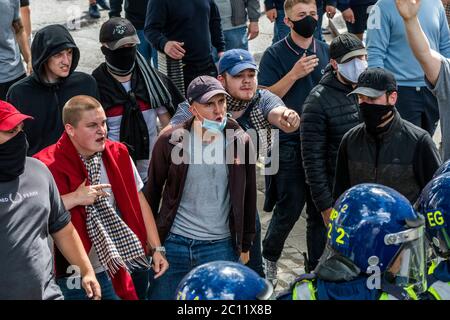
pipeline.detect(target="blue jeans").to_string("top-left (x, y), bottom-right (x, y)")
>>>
top-left (263, 143), bottom-right (327, 271)
top-left (213, 26), bottom-right (248, 62)
top-left (56, 271), bottom-right (120, 300)
top-left (148, 233), bottom-right (238, 300)
top-left (396, 86), bottom-right (439, 136)
top-left (273, 9), bottom-right (290, 44)
top-left (136, 29), bottom-right (158, 68)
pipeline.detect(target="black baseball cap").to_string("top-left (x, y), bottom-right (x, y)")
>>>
top-left (187, 76), bottom-right (230, 104)
top-left (99, 17), bottom-right (140, 50)
top-left (330, 33), bottom-right (367, 64)
top-left (349, 68), bottom-right (398, 98)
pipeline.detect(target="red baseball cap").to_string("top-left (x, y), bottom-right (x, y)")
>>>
top-left (0, 100), bottom-right (33, 131)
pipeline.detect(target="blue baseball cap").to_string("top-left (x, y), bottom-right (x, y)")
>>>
top-left (218, 49), bottom-right (258, 76)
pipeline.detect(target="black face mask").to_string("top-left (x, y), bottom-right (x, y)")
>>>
top-left (101, 45), bottom-right (137, 76)
top-left (359, 102), bottom-right (393, 135)
top-left (289, 15), bottom-right (318, 38)
top-left (0, 131), bottom-right (28, 182)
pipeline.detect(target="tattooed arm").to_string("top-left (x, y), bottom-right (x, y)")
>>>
top-left (13, 18), bottom-right (32, 75)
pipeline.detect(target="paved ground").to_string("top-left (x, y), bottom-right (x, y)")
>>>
top-left (29, 1), bottom-right (442, 297)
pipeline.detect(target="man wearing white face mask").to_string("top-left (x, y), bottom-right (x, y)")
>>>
top-left (301, 33), bottom-right (365, 227)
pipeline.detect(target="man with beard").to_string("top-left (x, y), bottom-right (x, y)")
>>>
top-left (6, 24), bottom-right (99, 155)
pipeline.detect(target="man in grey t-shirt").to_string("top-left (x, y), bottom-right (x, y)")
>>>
top-left (0, 0), bottom-right (31, 100)
top-left (0, 101), bottom-right (100, 300)
top-left (397, 0), bottom-right (450, 160)
top-left (215, 0), bottom-right (260, 53)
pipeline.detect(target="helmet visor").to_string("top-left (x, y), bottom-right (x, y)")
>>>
top-left (384, 226), bottom-right (426, 294)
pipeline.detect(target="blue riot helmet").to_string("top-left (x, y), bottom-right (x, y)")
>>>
top-left (175, 261), bottom-right (273, 300)
top-left (317, 183), bottom-right (426, 293)
top-left (433, 159), bottom-right (450, 178)
top-left (416, 173), bottom-right (450, 259)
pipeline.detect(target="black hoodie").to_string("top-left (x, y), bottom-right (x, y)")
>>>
top-left (6, 24), bottom-right (99, 155)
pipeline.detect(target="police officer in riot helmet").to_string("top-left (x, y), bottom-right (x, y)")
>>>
top-left (278, 183), bottom-right (427, 300)
top-left (416, 173), bottom-right (450, 300)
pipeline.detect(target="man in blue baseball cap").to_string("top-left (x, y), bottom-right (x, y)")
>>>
top-left (167, 48), bottom-right (300, 285)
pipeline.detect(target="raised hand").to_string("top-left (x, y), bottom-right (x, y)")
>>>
top-left (395, 0), bottom-right (421, 20)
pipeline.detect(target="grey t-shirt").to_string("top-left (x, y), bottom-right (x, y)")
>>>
top-left (0, 0), bottom-right (25, 83)
top-left (170, 132), bottom-right (231, 240)
top-left (0, 158), bottom-right (70, 300)
top-left (426, 56), bottom-right (450, 160)
top-left (216, 0), bottom-right (244, 31)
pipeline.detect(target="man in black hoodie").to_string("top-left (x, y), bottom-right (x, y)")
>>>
top-left (6, 24), bottom-right (99, 155)
top-left (301, 33), bottom-right (365, 230)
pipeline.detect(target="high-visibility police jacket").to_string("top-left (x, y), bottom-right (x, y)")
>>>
top-left (292, 279), bottom-right (419, 301)
top-left (427, 263), bottom-right (450, 300)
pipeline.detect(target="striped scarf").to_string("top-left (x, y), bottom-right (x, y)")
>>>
top-left (136, 52), bottom-right (174, 111)
top-left (81, 152), bottom-right (150, 275)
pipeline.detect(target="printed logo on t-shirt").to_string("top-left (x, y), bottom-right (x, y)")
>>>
top-left (0, 191), bottom-right (39, 206)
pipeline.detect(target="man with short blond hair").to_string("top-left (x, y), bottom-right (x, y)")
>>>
top-left (258, 0), bottom-right (329, 283)
top-left (35, 95), bottom-right (168, 300)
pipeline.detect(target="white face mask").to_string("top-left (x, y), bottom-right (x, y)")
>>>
top-left (337, 58), bottom-right (368, 83)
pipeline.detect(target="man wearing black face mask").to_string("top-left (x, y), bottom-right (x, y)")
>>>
top-left (0, 100), bottom-right (101, 300)
top-left (333, 68), bottom-right (441, 204)
top-left (93, 18), bottom-right (185, 185)
top-left (258, 0), bottom-right (329, 281)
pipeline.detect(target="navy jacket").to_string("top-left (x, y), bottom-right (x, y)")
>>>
top-left (144, 0), bottom-right (225, 63)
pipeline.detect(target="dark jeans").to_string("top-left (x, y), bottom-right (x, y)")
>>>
top-left (56, 271), bottom-right (120, 300)
top-left (0, 73), bottom-right (25, 100)
top-left (247, 212), bottom-right (265, 277)
top-left (263, 143), bottom-right (327, 271)
top-left (136, 29), bottom-right (158, 68)
top-left (396, 86), bottom-right (440, 136)
top-left (130, 262), bottom-right (151, 300)
top-left (183, 58), bottom-right (218, 91)
top-left (272, 9), bottom-right (290, 44)
top-left (213, 26), bottom-right (248, 62)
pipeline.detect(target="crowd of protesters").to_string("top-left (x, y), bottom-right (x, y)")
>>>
top-left (1, 0), bottom-right (450, 300)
